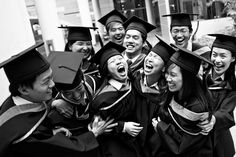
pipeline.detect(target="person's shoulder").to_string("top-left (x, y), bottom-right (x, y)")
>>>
top-left (0, 96), bottom-right (14, 115)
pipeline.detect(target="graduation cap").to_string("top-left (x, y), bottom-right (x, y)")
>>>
top-left (123, 16), bottom-right (156, 40)
top-left (162, 13), bottom-right (198, 27)
top-left (170, 44), bottom-right (213, 75)
top-left (208, 34), bottom-right (236, 54)
top-left (90, 41), bottom-right (126, 76)
top-left (151, 35), bottom-right (176, 63)
top-left (47, 51), bottom-right (84, 91)
top-left (193, 46), bottom-right (211, 60)
top-left (59, 26), bottom-right (98, 41)
top-left (98, 9), bottom-right (127, 27)
top-left (0, 42), bottom-right (50, 85)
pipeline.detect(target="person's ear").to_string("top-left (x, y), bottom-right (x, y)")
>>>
top-left (231, 56), bottom-right (235, 63)
top-left (18, 85), bottom-right (30, 95)
top-left (162, 66), bottom-right (166, 73)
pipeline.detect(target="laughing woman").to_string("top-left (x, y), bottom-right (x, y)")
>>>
top-left (132, 35), bottom-right (175, 157)
top-left (59, 26), bottom-right (98, 75)
top-left (151, 45), bottom-right (213, 157)
top-left (199, 34), bottom-right (236, 157)
top-left (89, 42), bottom-right (142, 157)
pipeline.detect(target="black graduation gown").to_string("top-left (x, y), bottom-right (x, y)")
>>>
top-left (47, 81), bottom-right (94, 136)
top-left (132, 71), bottom-right (168, 157)
top-left (0, 96), bottom-right (100, 157)
top-left (205, 73), bottom-right (236, 157)
top-left (150, 95), bottom-right (213, 157)
top-left (90, 81), bottom-right (142, 157)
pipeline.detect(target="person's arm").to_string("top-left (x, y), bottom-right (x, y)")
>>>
top-left (156, 119), bottom-right (209, 155)
top-left (198, 91), bottom-right (236, 134)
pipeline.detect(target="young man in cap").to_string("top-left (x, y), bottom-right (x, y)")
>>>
top-left (59, 26), bottom-right (99, 75)
top-left (162, 13), bottom-right (203, 52)
top-left (98, 9), bottom-right (127, 45)
top-left (0, 43), bottom-right (115, 157)
top-left (122, 16), bottom-right (156, 73)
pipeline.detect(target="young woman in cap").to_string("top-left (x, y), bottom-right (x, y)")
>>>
top-left (199, 34), bottom-right (236, 157)
top-left (59, 26), bottom-right (99, 75)
top-left (131, 35), bottom-right (175, 157)
top-left (89, 42), bottom-right (142, 157)
top-left (151, 45), bottom-right (213, 157)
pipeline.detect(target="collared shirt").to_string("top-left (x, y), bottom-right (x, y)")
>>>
top-left (187, 40), bottom-right (192, 51)
top-left (209, 68), bottom-right (225, 81)
top-left (12, 96), bottom-right (32, 106)
top-left (141, 75), bottom-right (160, 94)
top-left (122, 52), bottom-right (140, 63)
top-left (143, 76), bottom-right (159, 90)
top-left (108, 79), bottom-right (125, 91)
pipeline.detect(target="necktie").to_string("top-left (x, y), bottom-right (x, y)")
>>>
top-left (127, 59), bottom-right (132, 66)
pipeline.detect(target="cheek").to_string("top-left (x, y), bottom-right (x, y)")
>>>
top-left (108, 64), bottom-right (116, 74)
top-left (73, 45), bottom-right (83, 51)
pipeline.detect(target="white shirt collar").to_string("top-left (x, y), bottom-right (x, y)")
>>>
top-left (12, 96), bottom-right (32, 106)
top-left (187, 40), bottom-right (192, 51)
top-left (143, 76), bottom-right (159, 90)
top-left (209, 69), bottom-right (225, 80)
top-left (108, 79), bottom-right (124, 91)
top-left (122, 52), bottom-right (140, 63)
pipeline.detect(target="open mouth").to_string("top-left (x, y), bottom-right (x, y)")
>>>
top-left (214, 65), bottom-right (224, 71)
top-left (175, 38), bottom-right (185, 45)
top-left (114, 35), bottom-right (123, 41)
top-left (117, 65), bottom-right (126, 73)
top-left (126, 44), bottom-right (135, 49)
top-left (146, 64), bottom-right (153, 70)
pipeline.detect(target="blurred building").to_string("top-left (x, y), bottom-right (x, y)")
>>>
top-left (25, 0), bottom-right (234, 44)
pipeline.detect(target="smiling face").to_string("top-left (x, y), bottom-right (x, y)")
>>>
top-left (61, 81), bottom-right (87, 105)
top-left (123, 29), bottom-right (143, 58)
top-left (69, 41), bottom-right (93, 59)
top-left (165, 63), bottom-right (183, 92)
top-left (144, 51), bottom-right (165, 76)
top-left (107, 55), bottom-right (128, 82)
top-left (108, 22), bottom-right (125, 45)
top-left (24, 68), bottom-right (55, 103)
top-left (171, 26), bottom-right (192, 49)
top-left (211, 47), bottom-right (235, 78)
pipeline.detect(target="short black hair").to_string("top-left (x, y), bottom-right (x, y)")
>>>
top-left (9, 75), bottom-right (37, 96)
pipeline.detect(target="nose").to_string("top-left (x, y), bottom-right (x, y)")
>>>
top-left (126, 37), bottom-right (134, 43)
top-left (82, 46), bottom-right (88, 50)
top-left (73, 91), bottom-right (82, 100)
top-left (176, 32), bottom-right (183, 37)
top-left (166, 74), bottom-right (172, 82)
top-left (49, 79), bottom-right (55, 88)
top-left (214, 56), bottom-right (221, 63)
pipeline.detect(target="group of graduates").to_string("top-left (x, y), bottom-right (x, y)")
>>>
top-left (0, 9), bottom-right (235, 157)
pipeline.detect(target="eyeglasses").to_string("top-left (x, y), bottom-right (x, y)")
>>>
top-left (171, 28), bottom-right (189, 35)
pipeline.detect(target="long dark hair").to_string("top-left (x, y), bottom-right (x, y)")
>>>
top-left (165, 63), bottom-right (210, 112)
top-left (224, 59), bottom-right (236, 91)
